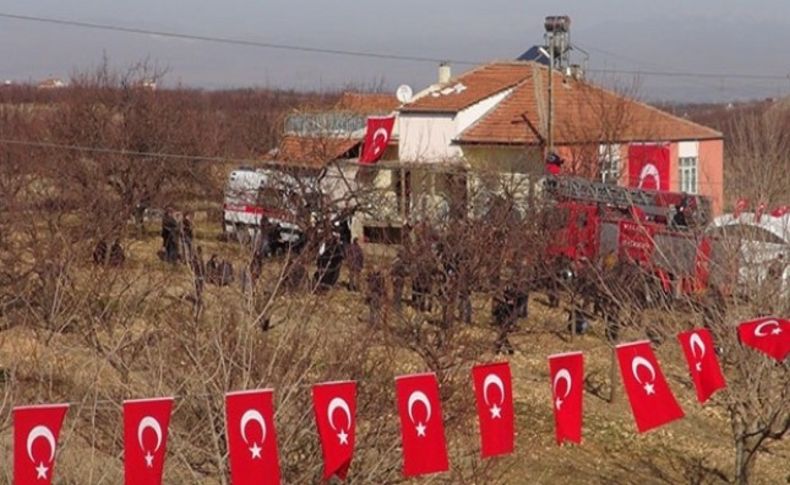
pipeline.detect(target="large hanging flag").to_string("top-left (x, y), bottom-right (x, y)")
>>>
top-left (616, 341), bottom-right (685, 433)
top-left (548, 352), bottom-right (584, 445)
top-left (628, 144), bottom-right (669, 190)
top-left (124, 397), bottom-right (174, 485)
top-left (471, 362), bottom-right (514, 458)
top-left (359, 115), bottom-right (395, 164)
top-left (395, 372), bottom-right (449, 477)
top-left (737, 317), bottom-right (790, 362)
top-left (312, 381), bottom-right (357, 480)
top-left (677, 328), bottom-right (726, 403)
top-left (225, 389), bottom-right (281, 485)
top-left (14, 403), bottom-right (69, 485)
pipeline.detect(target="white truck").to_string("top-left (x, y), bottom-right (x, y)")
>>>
top-left (223, 167), bottom-right (316, 244)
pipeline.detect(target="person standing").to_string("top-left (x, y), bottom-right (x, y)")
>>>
top-left (345, 237), bottom-right (364, 291)
top-left (161, 207), bottom-right (180, 263)
top-left (181, 211), bottom-right (195, 261)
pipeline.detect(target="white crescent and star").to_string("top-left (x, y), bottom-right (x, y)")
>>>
top-left (689, 333), bottom-right (706, 372)
top-left (638, 162), bottom-right (660, 189)
top-left (26, 425), bottom-right (56, 479)
top-left (552, 369), bottom-right (572, 410)
top-left (754, 320), bottom-right (782, 337)
top-left (482, 374), bottom-right (505, 419)
top-left (240, 409), bottom-right (267, 460)
top-left (137, 416), bottom-right (163, 468)
top-left (631, 356), bottom-right (657, 395)
top-left (371, 127), bottom-right (389, 155)
top-left (327, 397), bottom-right (352, 445)
top-left (407, 390), bottom-right (432, 438)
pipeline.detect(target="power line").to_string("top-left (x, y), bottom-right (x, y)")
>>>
top-left (0, 12), bottom-right (479, 66)
top-left (2, 12), bottom-right (789, 82)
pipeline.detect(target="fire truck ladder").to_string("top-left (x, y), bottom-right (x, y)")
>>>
top-left (545, 176), bottom-right (657, 208)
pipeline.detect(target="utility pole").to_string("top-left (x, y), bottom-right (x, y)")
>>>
top-left (547, 34), bottom-right (554, 155)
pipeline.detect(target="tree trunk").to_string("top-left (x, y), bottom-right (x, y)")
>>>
top-left (609, 347), bottom-right (619, 403)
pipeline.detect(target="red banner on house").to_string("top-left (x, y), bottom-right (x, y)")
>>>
top-left (628, 144), bottom-right (669, 191)
top-left (359, 116), bottom-right (395, 164)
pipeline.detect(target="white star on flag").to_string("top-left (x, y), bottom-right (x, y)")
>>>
top-left (337, 429), bottom-right (349, 445)
top-left (489, 404), bottom-right (502, 419)
top-left (415, 422), bottom-right (427, 437)
top-left (144, 451), bottom-right (154, 468)
top-left (643, 382), bottom-right (656, 395)
top-left (35, 462), bottom-right (49, 479)
top-left (555, 397), bottom-right (563, 410)
top-left (249, 442), bottom-right (262, 459)
top-left (772, 328), bottom-right (782, 335)
top-left (695, 362), bottom-right (702, 372)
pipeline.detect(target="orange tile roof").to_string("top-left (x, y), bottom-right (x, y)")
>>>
top-left (455, 62), bottom-right (722, 144)
top-left (335, 92), bottom-right (400, 114)
top-left (399, 63), bottom-right (535, 113)
top-left (274, 135), bottom-right (361, 169)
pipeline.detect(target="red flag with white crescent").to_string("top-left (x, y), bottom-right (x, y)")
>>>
top-left (14, 403), bottom-right (69, 485)
top-left (471, 362), bottom-right (514, 457)
top-left (225, 389), bottom-right (281, 485)
top-left (737, 317), bottom-right (790, 362)
top-left (123, 397), bottom-right (174, 485)
top-left (770, 205), bottom-right (789, 217)
top-left (548, 352), bottom-right (584, 445)
top-left (395, 372), bottom-right (449, 477)
top-left (616, 341), bottom-right (685, 433)
top-left (628, 144), bottom-right (669, 190)
top-left (312, 381), bottom-right (357, 480)
top-left (359, 116), bottom-right (395, 164)
top-left (677, 328), bottom-right (726, 403)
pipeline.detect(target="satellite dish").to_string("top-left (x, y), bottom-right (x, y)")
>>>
top-left (396, 84), bottom-right (413, 103)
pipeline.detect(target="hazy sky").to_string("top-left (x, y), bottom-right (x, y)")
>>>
top-left (1, 1), bottom-right (789, 101)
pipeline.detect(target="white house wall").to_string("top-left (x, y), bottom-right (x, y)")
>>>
top-left (398, 88), bottom-right (514, 163)
top-left (398, 113), bottom-right (460, 162)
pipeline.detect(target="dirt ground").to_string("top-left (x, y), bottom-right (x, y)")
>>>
top-left (0, 222), bottom-right (787, 484)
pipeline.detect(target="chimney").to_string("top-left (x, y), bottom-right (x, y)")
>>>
top-left (438, 62), bottom-right (451, 84)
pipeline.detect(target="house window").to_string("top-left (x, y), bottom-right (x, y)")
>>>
top-left (599, 144), bottom-right (621, 184)
top-left (679, 156), bottom-right (698, 193)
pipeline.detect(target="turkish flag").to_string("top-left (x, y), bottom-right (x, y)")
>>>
top-left (225, 389), bottom-right (281, 485)
top-left (738, 317), bottom-right (790, 362)
top-left (770, 205), bottom-right (789, 217)
top-left (677, 328), bottom-right (726, 403)
top-left (548, 352), bottom-right (584, 445)
top-left (628, 144), bottom-right (669, 190)
top-left (123, 397), bottom-right (174, 485)
top-left (471, 362), bottom-right (514, 457)
top-left (616, 341), bottom-right (685, 433)
top-left (755, 202), bottom-right (767, 223)
top-left (395, 372), bottom-right (449, 477)
top-left (14, 403), bottom-right (69, 485)
top-left (733, 198), bottom-right (748, 218)
top-left (312, 381), bottom-right (357, 480)
top-left (359, 116), bottom-right (395, 164)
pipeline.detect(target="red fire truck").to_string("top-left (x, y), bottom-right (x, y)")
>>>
top-left (542, 175), bottom-right (715, 294)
